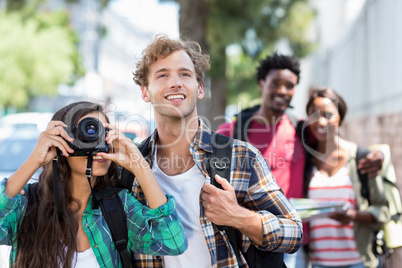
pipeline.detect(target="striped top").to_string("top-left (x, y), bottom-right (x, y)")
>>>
top-left (308, 166), bottom-right (362, 266)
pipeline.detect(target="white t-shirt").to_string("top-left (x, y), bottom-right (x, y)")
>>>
top-left (153, 148), bottom-right (212, 268)
top-left (72, 247), bottom-right (100, 268)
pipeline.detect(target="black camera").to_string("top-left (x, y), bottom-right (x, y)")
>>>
top-left (59, 117), bottom-right (109, 156)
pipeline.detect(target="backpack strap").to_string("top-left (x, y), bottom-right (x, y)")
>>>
top-left (28, 182), bottom-right (133, 268)
top-left (208, 132), bottom-right (285, 267)
top-left (97, 135), bottom-right (154, 268)
top-left (233, 105), bottom-right (260, 141)
top-left (356, 146), bottom-right (371, 203)
top-left (285, 112), bottom-right (304, 141)
top-left (95, 188), bottom-right (132, 268)
top-left (113, 135), bottom-right (153, 267)
top-left (209, 133), bottom-right (233, 189)
top-left (234, 105), bottom-right (304, 142)
top-left (207, 133), bottom-right (241, 260)
top-left (233, 107), bottom-right (311, 200)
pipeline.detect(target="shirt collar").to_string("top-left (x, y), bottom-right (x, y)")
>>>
top-left (192, 118), bottom-right (213, 153)
top-left (147, 118), bottom-right (214, 156)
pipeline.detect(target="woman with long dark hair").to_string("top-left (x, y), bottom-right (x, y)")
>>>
top-left (0, 101), bottom-right (187, 267)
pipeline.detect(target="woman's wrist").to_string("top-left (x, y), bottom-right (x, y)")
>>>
top-left (127, 157), bottom-right (150, 176)
top-left (354, 211), bottom-right (375, 223)
top-left (5, 158), bottom-right (38, 198)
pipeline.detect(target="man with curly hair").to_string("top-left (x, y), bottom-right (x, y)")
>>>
top-left (130, 35), bottom-right (303, 268)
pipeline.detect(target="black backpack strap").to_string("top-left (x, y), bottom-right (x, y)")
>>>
top-left (303, 149), bottom-right (314, 197)
top-left (356, 146), bottom-right (371, 203)
top-left (290, 117), bottom-right (314, 198)
top-left (95, 188), bottom-right (132, 268)
top-left (283, 113), bottom-right (315, 200)
top-left (114, 135), bottom-right (153, 267)
top-left (285, 112), bottom-right (304, 141)
top-left (209, 133), bottom-right (233, 188)
top-left (234, 106), bottom-right (303, 141)
top-left (207, 133), bottom-right (241, 260)
top-left (120, 168), bottom-right (135, 192)
top-left (95, 187), bottom-right (123, 200)
top-left (233, 105), bottom-right (260, 141)
top-left (208, 132), bottom-right (285, 267)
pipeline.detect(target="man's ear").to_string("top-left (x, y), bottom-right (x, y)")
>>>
top-left (141, 86), bottom-right (151, 102)
top-left (197, 83), bottom-right (205, 99)
top-left (258, 80), bottom-right (264, 92)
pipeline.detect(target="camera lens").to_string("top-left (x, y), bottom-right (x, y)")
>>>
top-left (77, 117), bottom-right (104, 142)
top-left (85, 124), bottom-right (97, 135)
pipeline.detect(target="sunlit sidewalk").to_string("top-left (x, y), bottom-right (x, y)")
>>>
top-left (0, 245), bottom-right (10, 268)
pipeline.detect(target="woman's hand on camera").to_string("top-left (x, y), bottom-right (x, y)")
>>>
top-left (98, 124), bottom-right (167, 208)
top-left (30, 121), bottom-right (74, 167)
top-left (97, 123), bottom-right (148, 174)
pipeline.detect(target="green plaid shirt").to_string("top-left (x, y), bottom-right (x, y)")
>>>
top-left (0, 179), bottom-right (188, 268)
top-left (132, 119), bottom-right (303, 268)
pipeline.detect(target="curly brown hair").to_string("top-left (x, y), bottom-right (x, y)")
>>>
top-left (15, 101), bottom-right (119, 268)
top-left (133, 34), bottom-right (211, 87)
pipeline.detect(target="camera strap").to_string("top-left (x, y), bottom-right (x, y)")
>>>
top-left (52, 157), bottom-right (64, 221)
top-left (85, 154), bottom-right (93, 178)
top-left (85, 155), bottom-right (99, 210)
top-left (52, 155), bottom-right (98, 221)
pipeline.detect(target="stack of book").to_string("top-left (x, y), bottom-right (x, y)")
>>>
top-left (290, 198), bottom-right (349, 221)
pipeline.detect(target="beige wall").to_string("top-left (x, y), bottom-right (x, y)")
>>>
top-left (341, 113), bottom-right (402, 187)
top-left (341, 112), bottom-right (402, 268)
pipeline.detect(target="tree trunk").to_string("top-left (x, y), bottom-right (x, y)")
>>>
top-left (6, 0), bottom-right (26, 11)
top-left (209, 76), bottom-right (227, 131)
top-left (208, 42), bottom-right (228, 131)
top-left (177, 0), bottom-right (207, 49)
top-left (177, 0), bottom-right (216, 126)
top-left (177, 0), bottom-right (227, 130)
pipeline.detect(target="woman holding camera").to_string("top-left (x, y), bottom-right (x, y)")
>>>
top-left (0, 101), bottom-right (187, 267)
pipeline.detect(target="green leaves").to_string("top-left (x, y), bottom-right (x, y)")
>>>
top-left (211, 0), bottom-right (316, 104)
top-left (174, 0), bottom-right (316, 124)
top-left (0, 11), bottom-right (79, 108)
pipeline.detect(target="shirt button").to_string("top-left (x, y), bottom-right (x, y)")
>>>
top-left (84, 223), bottom-right (89, 228)
top-left (94, 244), bottom-right (98, 248)
top-left (83, 212), bottom-right (87, 217)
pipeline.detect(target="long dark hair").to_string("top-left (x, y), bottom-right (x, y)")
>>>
top-left (15, 101), bottom-right (119, 268)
